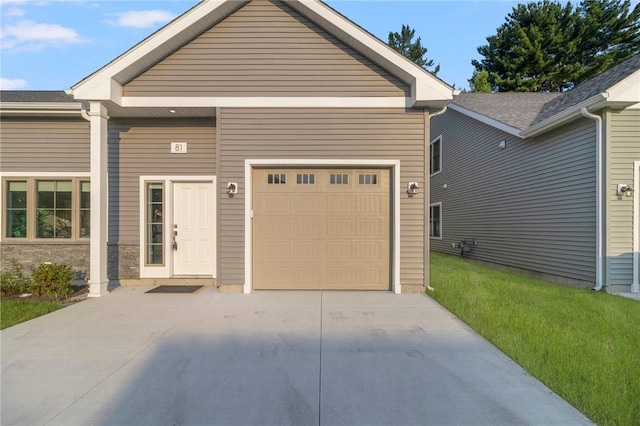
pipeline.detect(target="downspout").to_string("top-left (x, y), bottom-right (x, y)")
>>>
top-left (425, 105), bottom-right (449, 291)
top-left (80, 103), bottom-right (91, 121)
top-left (581, 107), bottom-right (604, 291)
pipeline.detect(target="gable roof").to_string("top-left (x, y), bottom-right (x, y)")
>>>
top-left (533, 53), bottom-right (640, 125)
top-left (71, 0), bottom-right (453, 109)
top-left (0, 90), bottom-right (81, 117)
top-left (1, 91), bottom-right (75, 103)
top-left (447, 54), bottom-right (640, 138)
top-left (450, 92), bottom-right (561, 135)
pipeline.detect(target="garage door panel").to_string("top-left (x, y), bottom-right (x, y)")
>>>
top-left (327, 242), bottom-right (352, 259)
top-left (327, 195), bottom-right (352, 213)
top-left (327, 218), bottom-right (352, 236)
top-left (293, 218), bottom-right (320, 237)
top-left (253, 168), bottom-right (390, 290)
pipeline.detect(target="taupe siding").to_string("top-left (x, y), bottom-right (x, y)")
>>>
top-left (108, 118), bottom-right (216, 244)
top-left (431, 110), bottom-right (597, 283)
top-left (124, 0), bottom-right (408, 98)
top-left (0, 118), bottom-right (89, 172)
top-left (607, 109), bottom-right (640, 285)
top-left (218, 107), bottom-right (426, 287)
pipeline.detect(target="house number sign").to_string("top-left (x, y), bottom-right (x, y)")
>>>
top-left (171, 142), bottom-right (188, 154)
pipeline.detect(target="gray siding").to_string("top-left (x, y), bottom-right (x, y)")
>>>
top-left (606, 109), bottom-right (640, 285)
top-left (218, 107), bottom-right (427, 287)
top-left (0, 118), bottom-right (89, 172)
top-left (108, 118), bottom-right (216, 244)
top-left (431, 110), bottom-right (597, 283)
top-left (124, 0), bottom-right (408, 98)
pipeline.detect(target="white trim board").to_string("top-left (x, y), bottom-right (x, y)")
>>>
top-left (244, 159), bottom-right (401, 294)
top-left (448, 103), bottom-right (523, 138)
top-left (633, 161), bottom-right (640, 293)
top-left (120, 96), bottom-right (412, 109)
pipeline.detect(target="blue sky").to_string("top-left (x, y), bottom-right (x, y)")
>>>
top-left (1, 0), bottom-right (635, 91)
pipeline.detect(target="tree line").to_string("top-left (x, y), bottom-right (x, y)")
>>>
top-left (387, 0), bottom-right (640, 92)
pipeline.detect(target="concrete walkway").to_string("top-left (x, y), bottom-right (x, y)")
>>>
top-left (1, 287), bottom-right (592, 425)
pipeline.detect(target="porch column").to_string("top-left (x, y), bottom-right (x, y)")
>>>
top-left (88, 101), bottom-right (109, 297)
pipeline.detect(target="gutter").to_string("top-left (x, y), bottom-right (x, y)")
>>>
top-left (580, 107), bottom-right (604, 291)
top-left (522, 93), bottom-right (608, 138)
top-left (80, 103), bottom-right (91, 121)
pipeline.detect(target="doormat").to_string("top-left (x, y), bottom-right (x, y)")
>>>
top-left (145, 285), bottom-right (203, 294)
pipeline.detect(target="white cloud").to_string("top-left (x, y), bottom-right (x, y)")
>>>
top-left (107, 9), bottom-right (175, 28)
top-left (1, 20), bottom-right (80, 51)
top-left (0, 78), bottom-right (28, 90)
top-left (4, 7), bottom-right (25, 17)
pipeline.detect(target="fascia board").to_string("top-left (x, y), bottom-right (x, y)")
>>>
top-left (522, 93), bottom-right (607, 138)
top-left (71, 0), bottom-right (229, 98)
top-left (447, 103), bottom-right (523, 138)
top-left (0, 102), bottom-right (81, 116)
top-left (606, 68), bottom-right (640, 103)
top-left (292, 0), bottom-right (453, 104)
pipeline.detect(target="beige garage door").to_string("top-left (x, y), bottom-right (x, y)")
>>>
top-left (253, 168), bottom-right (390, 290)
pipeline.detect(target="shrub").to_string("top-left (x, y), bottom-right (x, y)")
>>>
top-left (30, 263), bottom-right (74, 300)
top-left (0, 260), bottom-right (33, 296)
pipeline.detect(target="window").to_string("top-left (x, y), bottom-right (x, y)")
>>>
top-left (267, 173), bottom-right (286, 184)
top-left (145, 182), bottom-right (164, 266)
top-left (6, 181), bottom-right (27, 238)
top-left (358, 173), bottom-right (378, 185)
top-left (3, 178), bottom-right (89, 240)
top-left (330, 173), bottom-right (349, 185)
top-left (296, 173), bottom-right (315, 185)
top-left (430, 136), bottom-right (442, 175)
top-left (37, 180), bottom-right (72, 238)
top-left (430, 203), bottom-right (441, 238)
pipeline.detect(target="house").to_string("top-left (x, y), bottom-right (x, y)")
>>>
top-left (0, 0), bottom-right (454, 296)
top-left (430, 54), bottom-right (640, 294)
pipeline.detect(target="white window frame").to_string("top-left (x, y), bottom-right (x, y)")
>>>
top-left (245, 159), bottom-right (401, 294)
top-left (430, 135), bottom-right (442, 176)
top-left (430, 202), bottom-right (442, 240)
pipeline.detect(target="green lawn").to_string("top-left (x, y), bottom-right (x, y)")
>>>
top-left (429, 252), bottom-right (640, 426)
top-left (0, 300), bottom-right (63, 330)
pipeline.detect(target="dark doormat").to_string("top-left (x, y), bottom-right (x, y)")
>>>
top-left (145, 285), bottom-right (203, 294)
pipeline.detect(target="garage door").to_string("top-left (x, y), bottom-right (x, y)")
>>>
top-left (253, 168), bottom-right (390, 290)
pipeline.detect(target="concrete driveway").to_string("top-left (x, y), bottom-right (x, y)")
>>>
top-left (1, 287), bottom-right (592, 425)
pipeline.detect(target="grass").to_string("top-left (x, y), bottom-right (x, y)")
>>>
top-left (428, 252), bottom-right (640, 426)
top-left (0, 299), bottom-right (64, 330)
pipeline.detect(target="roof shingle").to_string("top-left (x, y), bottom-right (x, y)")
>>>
top-left (0, 91), bottom-right (75, 103)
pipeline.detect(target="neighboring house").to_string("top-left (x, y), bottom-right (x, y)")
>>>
top-left (430, 54), bottom-right (640, 294)
top-left (0, 0), bottom-right (454, 296)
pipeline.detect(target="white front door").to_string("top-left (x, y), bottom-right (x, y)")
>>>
top-left (173, 182), bottom-right (215, 276)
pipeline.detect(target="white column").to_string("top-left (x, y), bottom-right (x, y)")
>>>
top-left (88, 101), bottom-right (109, 297)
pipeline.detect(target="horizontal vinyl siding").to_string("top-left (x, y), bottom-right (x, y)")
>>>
top-left (431, 110), bottom-right (596, 283)
top-left (0, 118), bottom-right (89, 172)
top-left (218, 107), bottom-right (426, 287)
top-left (124, 0), bottom-right (408, 98)
top-left (108, 118), bottom-right (216, 244)
top-left (607, 109), bottom-right (640, 284)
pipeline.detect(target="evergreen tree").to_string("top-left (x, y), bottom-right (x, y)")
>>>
top-left (388, 24), bottom-right (440, 74)
top-left (471, 0), bottom-right (640, 92)
top-left (468, 69), bottom-right (493, 92)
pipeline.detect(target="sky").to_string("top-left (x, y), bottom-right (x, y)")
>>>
top-left (0, 0), bottom-right (635, 92)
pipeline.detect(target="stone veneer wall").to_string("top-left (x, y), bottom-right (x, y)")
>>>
top-left (1, 243), bottom-right (140, 282)
top-left (0, 243), bottom-right (90, 281)
top-left (108, 244), bottom-right (139, 280)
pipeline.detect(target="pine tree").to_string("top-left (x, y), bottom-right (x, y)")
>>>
top-left (471, 0), bottom-right (640, 92)
top-left (388, 24), bottom-right (440, 74)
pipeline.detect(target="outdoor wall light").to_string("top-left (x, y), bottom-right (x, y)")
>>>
top-left (617, 184), bottom-right (633, 197)
top-left (407, 182), bottom-right (419, 195)
top-left (227, 182), bottom-right (238, 196)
